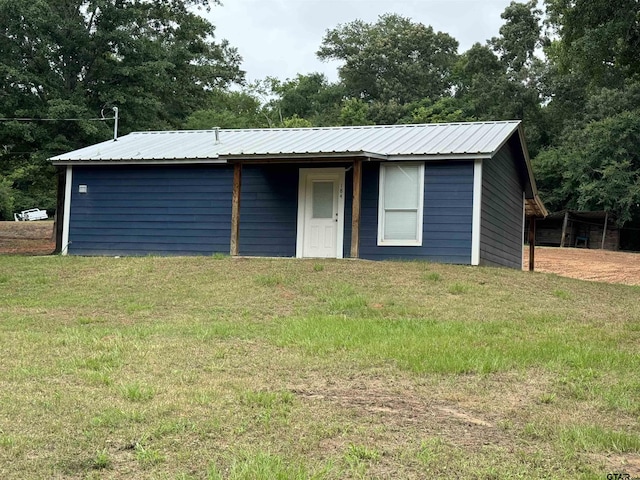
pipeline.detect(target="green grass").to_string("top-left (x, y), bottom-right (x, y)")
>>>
top-left (92, 449), bottom-right (111, 469)
top-left (207, 451), bottom-right (329, 480)
top-left (134, 441), bottom-right (165, 466)
top-left (423, 271), bottom-right (441, 282)
top-left (345, 443), bottom-right (380, 464)
top-left (0, 255), bottom-right (638, 478)
top-left (560, 425), bottom-right (640, 453)
top-left (120, 382), bottom-right (155, 402)
top-left (447, 281), bottom-right (471, 294)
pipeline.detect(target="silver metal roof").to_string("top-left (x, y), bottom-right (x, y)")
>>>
top-left (50, 121), bottom-right (522, 163)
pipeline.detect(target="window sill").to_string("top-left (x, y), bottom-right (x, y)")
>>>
top-left (377, 240), bottom-right (423, 247)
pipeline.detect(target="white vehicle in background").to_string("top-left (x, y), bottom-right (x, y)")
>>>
top-left (14, 208), bottom-right (49, 221)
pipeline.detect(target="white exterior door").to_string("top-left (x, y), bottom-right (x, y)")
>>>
top-left (297, 168), bottom-right (345, 258)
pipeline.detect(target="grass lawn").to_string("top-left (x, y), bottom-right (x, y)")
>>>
top-left (0, 255), bottom-right (639, 479)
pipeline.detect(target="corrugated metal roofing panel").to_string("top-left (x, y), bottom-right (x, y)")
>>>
top-left (50, 121), bottom-right (522, 162)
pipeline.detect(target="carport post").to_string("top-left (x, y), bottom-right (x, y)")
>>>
top-left (528, 217), bottom-right (536, 272)
top-left (560, 211), bottom-right (569, 247)
top-left (601, 211), bottom-right (609, 249)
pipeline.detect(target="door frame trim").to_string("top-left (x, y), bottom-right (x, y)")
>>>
top-left (61, 165), bottom-right (73, 255)
top-left (296, 168), bottom-right (346, 258)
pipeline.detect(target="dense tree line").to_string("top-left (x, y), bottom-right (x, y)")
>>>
top-left (2, 0), bottom-right (639, 227)
top-left (0, 0), bottom-right (242, 218)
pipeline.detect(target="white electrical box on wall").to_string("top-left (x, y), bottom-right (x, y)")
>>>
top-left (79, 185), bottom-right (88, 194)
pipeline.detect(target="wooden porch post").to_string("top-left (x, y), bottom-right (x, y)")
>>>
top-left (601, 211), bottom-right (609, 249)
top-left (350, 158), bottom-right (362, 258)
top-left (528, 217), bottom-right (536, 272)
top-left (560, 210), bottom-right (569, 247)
top-left (230, 162), bottom-right (242, 256)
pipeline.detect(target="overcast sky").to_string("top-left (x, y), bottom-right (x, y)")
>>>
top-left (208, 0), bottom-right (518, 84)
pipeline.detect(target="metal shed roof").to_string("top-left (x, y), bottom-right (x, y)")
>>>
top-left (50, 121), bottom-right (522, 163)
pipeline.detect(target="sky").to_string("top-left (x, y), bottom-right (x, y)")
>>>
top-left (208, 0), bottom-right (518, 84)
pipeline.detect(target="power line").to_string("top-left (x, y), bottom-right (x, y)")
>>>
top-left (0, 117), bottom-right (114, 121)
top-left (1, 107), bottom-right (120, 139)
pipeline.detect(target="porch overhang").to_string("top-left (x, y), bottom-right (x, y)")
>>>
top-left (525, 196), bottom-right (548, 218)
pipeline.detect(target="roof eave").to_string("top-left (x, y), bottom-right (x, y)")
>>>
top-left (509, 123), bottom-right (547, 218)
top-left (525, 196), bottom-right (548, 218)
top-left (52, 151), bottom-right (499, 165)
top-left (221, 151), bottom-right (388, 161)
top-left (50, 158), bottom-right (226, 166)
top-left (387, 153), bottom-right (493, 161)
top-left (516, 124), bottom-right (540, 194)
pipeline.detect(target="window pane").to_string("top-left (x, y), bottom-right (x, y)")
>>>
top-left (312, 181), bottom-right (333, 218)
top-left (384, 211), bottom-right (418, 240)
top-left (384, 165), bottom-right (420, 209)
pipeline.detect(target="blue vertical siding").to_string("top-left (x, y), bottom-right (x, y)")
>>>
top-left (239, 165), bottom-right (298, 256)
top-left (69, 165), bottom-right (233, 255)
top-left (358, 161), bottom-right (473, 263)
top-left (479, 142), bottom-right (524, 269)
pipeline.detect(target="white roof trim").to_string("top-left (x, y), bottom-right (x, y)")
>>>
top-left (51, 158), bottom-right (227, 166)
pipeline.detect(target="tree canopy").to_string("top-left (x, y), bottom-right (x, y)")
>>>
top-left (0, 0), bottom-right (243, 216)
top-left (317, 14), bottom-right (459, 104)
top-left (532, 0), bottom-right (640, 224)
top-left (2, 1), bottom-right (640, 228)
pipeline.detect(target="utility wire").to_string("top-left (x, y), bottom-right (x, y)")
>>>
top-left (0, 117), bottom-right (114, 121)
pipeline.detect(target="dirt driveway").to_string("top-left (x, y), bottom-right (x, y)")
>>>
top-left (524, 246), bottom-right (640, 286)
top-left (1, 221), bottom-right (639, 286)
top-left (0, 221), bottom-right (55, 255)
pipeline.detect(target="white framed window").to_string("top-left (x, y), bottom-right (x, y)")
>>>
top-left (377, 163), bottom-right (425, 246)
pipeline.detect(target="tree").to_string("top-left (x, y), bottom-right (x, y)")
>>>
top-left (409, 97), bottom-right (473, 124)
top-left (545, 0), bottom-right (640, 90)
top-left (488, 1), bottom-right (547, 155)
top-left (269, 73), bottom-right (345, 126)
top-left (185, 90), bottom-right (267, 129)
top-left (338, 98), bottom-right (371, 126)
top-left (453, 43), bottom-right (514, 120)
top-left (317, 14), bottom-right (459, 104)
top-left (533, 110), bottom-right (640, 224)
top-left (282, 115), bottom-right (313, 128)
top-left (531, 0), bottom-right (640, 222)
top-left (491, 0), bottom-right (543, 79)
top-left (0, 175), bottom-right (14, 220)
top-left (0, 0), bottom-right (243, 218)
top-left (540, 0), bottom-right (640, 138)
top-left (457, 1), bottom-right (545, 118)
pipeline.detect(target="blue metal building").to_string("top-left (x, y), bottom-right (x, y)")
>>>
top-left (50, 121), bottom-right (546, 268)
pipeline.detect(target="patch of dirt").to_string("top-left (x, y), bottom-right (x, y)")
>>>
top-left (290, 372), bottom-right (637, 475)
top-left (595, 454), bottom-right (640, 476)
top-left (0, 221), bottom-right (55, 255)
top-left (292, 378), bottom-right (509, 453)
top-left (524, 246), bottom-right (640, 286)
